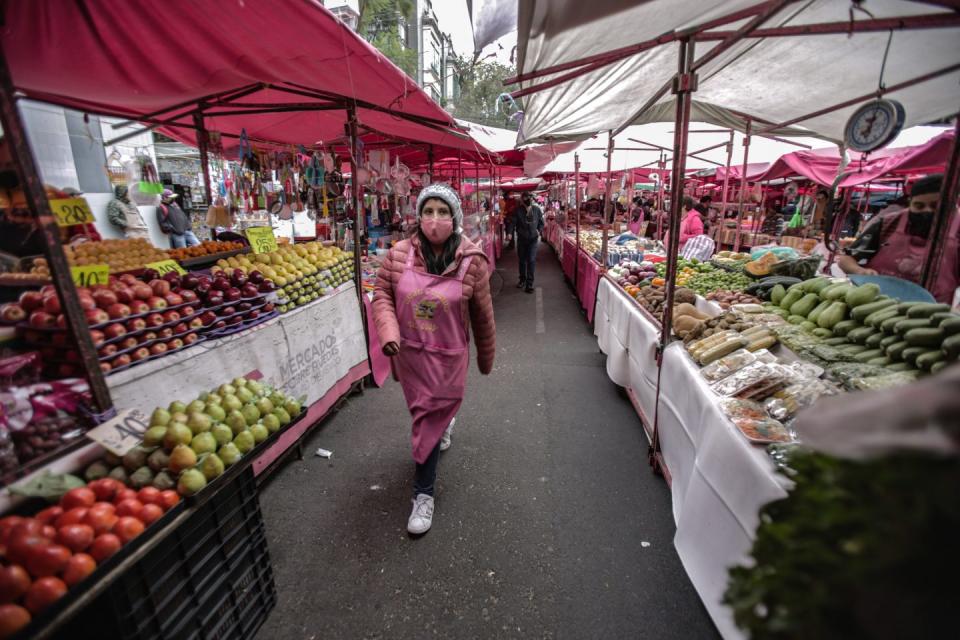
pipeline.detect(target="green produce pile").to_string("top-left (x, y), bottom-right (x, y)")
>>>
top-left (761, 277), bottom-right (959, 377)
top-left (656, 259), bottom-right (753, 296)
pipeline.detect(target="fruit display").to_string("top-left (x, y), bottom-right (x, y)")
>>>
top-left (164, 269), bottom-right (276, 337)
top-left (0, 257), bottom-right (51, 284)
top-left (710, 251), bottom-right (751, 272)
top-left (655, 259), bottom-right (753, 296)
top-left (705, 290), bottom-right (763, 310)
top-left (167, 240), bottom-right (245, 262)
top-left (64, 239), bottom-right (168, 272)
top-left (82, 376), bottom-right (302, 498)
top-left (0, 379), bottom-right (92, 469)
top-left (608, 260), bottom-right (658, 286)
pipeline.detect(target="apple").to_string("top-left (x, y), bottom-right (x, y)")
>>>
top-left (140, 331), bottom-right (157, 343)
top-left (111, 284), bottom-right (134, 304)
top-left (129, 300), bottom-right (150, 315)
top-left (158, 327), bottom-right (174, 339)
top-left (145, 313), bottom-right (164, 328)
top-left (178, 289), bottom-right (199, 303)
top-left (43, 295), bottom-right (61, 315)
top-left (212, 277), bottom-right (231, 292)
top-left (91, 289), bottom-right (118, 309)
top-left (150, 343), bottom-right (168, 356)
top-left (204, 293), bottom-right (224, 308)
top-left (107, 303), bottom-right (131, 319)
top-left (104, 323), bottom-right (126, 339)
top-left (149, 279), bottom-right (171, 297)
top-left (263, 302), bottom-right (275, 313)
top-left (246, 309), bottom-right (260, 321)
top-left (188, 317), bottom-right (204, 330)
top-left (184, 333), bottom-right (199, 345)
top-left (90, 329), bottom-right (106, 346)
top-left (132, 283), bottom-right (153, 300)
top-left (240, 284), bottom-right (259, 298)
top-left (214, 321), bottom-right (226, 330)
top-left (238, 302), bottom-right (252, 312)
top-left (0, 302), bottom-right (26, 324)
top-left (162, 271), bottom-right (181, 287)
top-left (167, 338), bottom-right (184, 350)
top-left (164, 292), bottom-right (184, 306)
top-left (131, 347), bottom-right (151, 361)
top-left (120, 337), bottom-right (138, 350)
top-left (222, 306), bottom-right (236, 317)
top-left (77, 294), bottom-right (97, 311)
top-left (231, 270), bottom-right (248, 287)
top-left (257, 281), bottom-right (276, 293)
top-left (247, 271), bottom-right (265, 285)
top-left (141, 269), bottom-right (160, 282)
top-left (86, 308), bottom-right (109, 325)
top-left (64, 349), bottom-right (81, 363)
top-left (180, 274), bottom-right (200, 290)
top-left (18, 290), bottom-right (44, 312)
top-left (119, 274), bottom-right (138, 286)
top-left (40, 284), bottom-right (56, 296)
top-left (147, 296), bottom-right (168, 310)
top-left (99, 344), bottom-right (118, 357)
top-left (162, 310), bottom-right (181, 324)
top-left (100, 362), bottom-right (112, 373)
top-left (56, 314), bottom-right (68, 329)
top-left (199, 311), bottom-right (217, 326)
top-left (180, 306), bottom-right (195, 317)
top-left (126, 317), bottom-right (147, 332)
top-left (195, 282), bottom-right (212, 297)
top-left (113, 353), bottom-right (132, 367)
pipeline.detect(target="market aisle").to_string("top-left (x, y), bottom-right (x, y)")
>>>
top-left (255, 242), bottom-right (719, 639)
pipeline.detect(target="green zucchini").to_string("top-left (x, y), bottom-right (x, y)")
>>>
top-left (770, 284), bottom-right (786, 305)
top-left (853, 349), bottom-right (884, 363)
top-left (880, 314), bottom-right (907, 334)
top-left (879, 335), bottom-right (900, 349)
top-left (942, 333), bottom-right (960, 360)
top-left (818, 301), bottom-right (848, 329)
top-left (822, 283), bottom-right (854, 301)
top-left (823, 337), bottom-right (849, 346)
top-left (840, 344), bottom-right (869, 355)
top-left (779, 288), bottom-right (804, 311)
top-left (851, 298), bottom-right (897, 322)
top-left (800, 320), bottom-right (817, 332)
top-left (885, 362), bottom-right (913, 372)
top-left (789, 293), bottom-right (820, 317)
top-left (832, 320), bottom-right (860, 337)
top-left (906, 303), bottom-right (952, 318)
top-left (929, 312), bottom-right (956, 325)
top-left (930, 361), bottom-right (950, 374)
top-left (915, 350), bottom-right (945, 371)
top-left (847, 326), bottom-right (877, 344)
top-left (885, 340), bottom-right (909, 360)
top-left (866, 307), bottom-right (900, 329)
top-left (806, 299), bottom-right (832, 324)
top-left (812, 328), bottom-right (833, 339)
top-left (802, 277), bottom-right (833, 294)
top-left (895, 318), bottom-right (932, 336)
top-left (787, 315), bottom-right (807, 325)
top-left (940, 316), bottom-right (960, 336)
top-left (865, 332), bottom-right (886, 348)
top-left (905, 327), bottom-right (944, 348)
top-left (867, 356), bottom-right (891, 366)
top-left (845, 283), bottom-right (880, 307)
top-left (896, 301), bottom-right (919, 314)
top-left (902, 346), bottom-right (927, 366)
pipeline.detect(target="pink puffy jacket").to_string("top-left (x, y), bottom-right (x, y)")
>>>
top-left (372, 235), bottom-right (496, 374)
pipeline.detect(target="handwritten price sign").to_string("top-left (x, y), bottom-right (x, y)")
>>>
top-left (70, 264), bottom-right (109, 288)
top-left (146, 259), bottom-right (187, 276)
top-left (246, 226), bottom-right (278, 254)
top-left (86, 408), bottom-right (150, 456)
top-left (49, 197), bottom-right (95, 227)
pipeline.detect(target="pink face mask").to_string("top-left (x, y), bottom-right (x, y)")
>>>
top-left (421, 217), bottom-right (454, 244)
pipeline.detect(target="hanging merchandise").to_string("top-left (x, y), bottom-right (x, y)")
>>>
top-left (105, 149), bottom-right (125, 185)
top-left (390, 157), bottom-right (411, 197)
top-left (371, 195), bottom-right (381, 227)
top-left (205, 196), bottom-right (233, 228)
top-left (134, 150), bottom-right (162, 195)
top-left (238, 128), bottom-right (259, 173)
top-left (322, 150), bottom-right (334, 173)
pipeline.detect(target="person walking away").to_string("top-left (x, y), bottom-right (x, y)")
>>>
top-left (106, 184), bottom-right (150, 239)
top-left (515, 191), bottom-right (544, 293)
top-left (837, 173), bottom-right (959, 304)
top-left (372, 184), bottom-right (496, 535)
top-left (157, 189), bottom-right (200, 248)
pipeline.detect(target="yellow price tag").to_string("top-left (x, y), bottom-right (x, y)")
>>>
top-left (70, 264), bottom-right (109, 287)
top-left (49, 197), bottom-right (95, 226)
top-left (146, 259), bottom-right (187, 276)
top-left (246, 226), bottom-right (278, 254)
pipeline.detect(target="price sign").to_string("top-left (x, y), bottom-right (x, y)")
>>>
top-left (86, 408), bottom-right (150, 456)
top-left (146, 259), bottom-right (187, 276)
top-left (70, 264), bottom-right (109, 287)
top-left (246, 226), bottom-right (278, 254)
top-left (49, 197), bottom-right (95, 227)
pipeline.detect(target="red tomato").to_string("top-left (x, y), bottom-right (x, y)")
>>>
top-left (0, 517), bottom-right (23, 545)
top-left (83, 505), bottom-right (118, 537)
top-left (8, 520), bottom-right (45, 542)
top-left (114, 500), bottom-right (143, 519)
top-left (61, 553), bottom-right (96, 587)
top-left (111, 517), bottom-right (144, 544)
top-left (60, 487), bottom-right (95, 511)
top-left (139, 504), bottom-right (163, 526)
top-left (136, 487), bottom-right (161, 506)
top-left (0, 565), bottom-right (31, 604)
top-left (56, 524), bottom-right (94, 553)
top-left (35, 506), bottom-right (63, 526)
top-left (113, 489), bottom-right (137, 504)
top-left (23, 576), bottom-right (66, 614)
top-left (159, 490), bottom-right (180, 511)
top-left (89, 478), bottom-right (120, 502)
top-left (5, 535), bottom-right (49, 567)
top-left (54, 507), bottom-right (88, 529)
top-left (0, 603), bottom-right (30, 637)
top-left (90, 501), bottom-right (115, 515)
top-left (88, 534), bottom-right (121, 563)
top-left (24, 544), bottom-right (71, 579)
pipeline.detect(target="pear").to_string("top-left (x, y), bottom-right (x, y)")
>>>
top-left (152, 470), bottom-right (175, 490)
top-left (218, 383), bottom-right (236, 397)
top-left (190, 432), bottom-right (217, 456)
top-left (250, 423), bottom-right (269, 443)
top-left (226, 410), bottom-right (248, 435)
top-left (211, 423), bottom-right (233, 447)
top-left (272, 407), bottom-right (292, 426)
top-left (284, 399), bottom-right (302, 416)
top-left (123, 446), bottom-right (151, 472)
top-left (218, 443), bottom-right (242, 466)
top-left (204, 403), bottom-right (226, 423)
top-left (206, 393), bottom-right (223, 406)
top-left (235, 387), bottom-right (255, 404)
top-left (232, 377), bottom-right (249, 389)
top-left (233, 429), bottom-right (255, 454)
top-left (197, 391), bottom-right (210, 402)
top-left (168, 444), bottom-right (197, 474)
top-left (177, 468), bottom-right (207, 496)
top-left (200, 453), bottom-right (225, 481)
top-left (171, 411), bottom-right (189, 424)
top-left (222, 394), bottom-right (243, 412)
top-left (150, 408), bottom-right (172, 427)
top-left (130, 466), bottom-right (155, 489)
top-left (254, 397), bottom-right (274, 416)
top-left (247, 381), bottom-right (264, 397)
top-left (262, 413), bottom-right (281, 433)
top-left (168, 401), bottom-right (187, 414)
top-left (187, 411), bottom-right (212, 435)
top-left (241, 403), bottom-right (260, 426)
top-left (269, 393), bottom-right (286, 408)
top-left (147, 448), bottom-right (170, 472)
top-left (143, 426), bottom-right (168, 448)
top-left (187, 399), bottom-right (206, 414)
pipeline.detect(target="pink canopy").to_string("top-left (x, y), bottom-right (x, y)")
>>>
top-left (712, 163), bottom-right (772, 183)
top-left (0, 0), bottom-right (489, 157)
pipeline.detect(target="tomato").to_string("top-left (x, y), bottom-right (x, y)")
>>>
top-left (0, 566), bottom-right (31, 604)
top-left (88, 534), bottom-right (121, 563)
top-left (23, 576), bottom-right (66, 615)
top-left (136, 487), bottom-right (161, 506)
top-left (61, 553), bottom-right (96, 587)
top-left (139, 504), bottom-right (163, 526)
top-left (114, 500), bottom-right (143, 519)
top-left (56, 524), bottom-right (94, 553)
top-left (54, 507), bottom-right (88, 529)
top-left (0, 517), bottom-right (23, 545)
top-left (41, 525), bottom-right (56, 540)
top-left (7, 520), bottom-right (45, 542)
top-left (24, 544), bottom-right (71, 579)
top-left (159, 490), bottom-right (180, 511)
top-left (90, 501), bottom-right (115, 515)
top-left (83, 505), bottom-right (117, 536)
top-left (89, 478), bottom-right (120, 502)
top-left (60, 487), bottom-right (95, 511)
top-left (5, 535), bottom-right (49, 567)
top-left (35, 506), bottom-right (63, 526)
top-left (113, 489), bottom-right (137, 504)
top-left (111, 517), bottom-right (144, 544)
top-left (0, 603), bottom-right (30, 638)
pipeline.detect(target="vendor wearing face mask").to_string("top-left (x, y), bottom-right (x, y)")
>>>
top-left (837, 174), bottom-right (959, 303)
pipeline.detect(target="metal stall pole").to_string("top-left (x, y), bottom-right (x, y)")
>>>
top-left (921, 117), bottom-right (960, 293)
top-left (193, 114), bottom-right (214, 223)
top-left (732, 118), bottom-right (752, 252)
top-left (0, 56), bottom-right (113, 413)
top-left (599, 131), bottom-right (615, 267)
top-left (427, 145), bottom-right (434, 182)
top-left (574, 153), bottom-right (581, 289)
top-left (346, 106), bottom-right (364, 303)
top-left (717, 130), bottom-right (734, 243)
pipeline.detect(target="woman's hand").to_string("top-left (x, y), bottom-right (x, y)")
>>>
top-left (383, 342), bottom-right (400, 356)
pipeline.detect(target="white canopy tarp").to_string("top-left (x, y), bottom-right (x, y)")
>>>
top-left (514, 0), bottom-right (960, 145)
top-left (455, 118), bottom-right (520, 153)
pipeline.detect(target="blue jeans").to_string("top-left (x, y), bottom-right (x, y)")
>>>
top-left (413, 441), bottom-right (441, 497)
top-left (170, 230), bottom-right (200, 248)
top-left (518, 238), bottom-right (538, 286)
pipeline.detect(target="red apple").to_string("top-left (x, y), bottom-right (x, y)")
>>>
top-left (162, 271), bottom-right (181, 287)
top-left (204, 293), bottom-right (224, 308)
top-left (99, 344), bottom-right (118, 357)
top-left (100, 362), bottom-right (112, 373)
top-left (65, 349), bottom-right (81, 363)
top-left (129, 300), bottom-right (150, 315)
top-left (162, 310), bottom-right (181, 324)
top-left (131, 347), bottom-right (150, 361)
top-left (77, 295), bottom-right (97, 311)
top-left (104, 323), bottom-right (126, 339)
top-left (43, 295), bottom-right (61, 315)
top-left (167, 338), bottom-right (184, 350)
top-left (164, 292), bottom-right (183, 306)
top-left (141, 268), bottom-right (159, 282)
top-left (263, 302), bottom-right (275, 313)
top-left (178, 289), bottom-right (198, 303)
top-left (245, 309), bottom-right (260, 321)
top-left (0, 303), bottom-right (26, 324)
top-left (126, 317), bottom-right (147, 332)
top-left (145, 313), bottom-right (164, 327)
top-left (257, 281), bottom-right (276, 293)
top-left (132, 283), bottom-right (153, 301)
top-left (139, 331), bottom-right (157, 343)
top-left (40, 284), bottom-right (56, 296)
top-left (183, 333), bottom-right (199, 345)
top-left (110, 282), bottom-right (134, 304)
top-left (213, 320), bottom-right (226, 330)
top-left (173, 322), bottom-right (188, 334)
top-left (237, 302), bottom-right (252, 312)
top-left (149, 343), bottom-right (168, 356)
top-left (85, 309), bottom-right (109, 325)
top-left (113, 354), bottom-right (132, 367)
top-left (199, 311), bottom-right (217, 326)
top-left (18, 290), bottom-right (44, 312)
top-left (247, 271), bottom-right (265, 285)
top-left (180, 274), bottom-right (200, 290)
top-left (195, 282), bottom-right (212, 297)
top-left (118, 274), bottom-right (138, 286)
top-left (147, 297), bottom-right (168, 311)
top-left (240, 284), bottom-right (260, 298)
top-left (180, 306), bottom-right (195, 317)
top-left (231, 270), bottom-right (248, 287)
top-left (224, 288), bottom-right (242, 302)
top-left (56, 314), bottom-right (68, 329)
top-left (226, 315), bottom-right (242, 326)
top-left (90, 329), bottom-right (105, 346)
top-left (91, 289), bottom-right (118, 309)
top-left (106, 303), bottom-right (131, 320)
top-left (149, 279), bottom-right (171, 297)
top-left (212, 277), bottom-right (231, 292)
top-left (157, 327), bottom-right (173, 339)
top-left (222, 306), bottom-right (236, 317)
top-left (120, 337), bottom-right (138, 350)
top-left (188, 317), bottom-right (204, 329)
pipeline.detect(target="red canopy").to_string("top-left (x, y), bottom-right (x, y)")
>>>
top-left (0, 0), bottom-right (489, 157)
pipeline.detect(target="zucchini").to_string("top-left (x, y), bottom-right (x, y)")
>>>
top-left (906, 303), bottom-right (952, 319)
top-left (942, 333), bottom-right (960, 360)
top-left (902, 346), bottom-right (927, 367)
top-left (839, 344), bottom-right (869, 355)
top-left (867, 356), bottom-right (891, 366)
top-left (847, 326), bottom-right (877, 344)
top-left (853, 349), bottom-right (884, 363)
top-left (885, 362), bottom-right (913, 372)
top-left (896, 301), bottom-right (919, 314)
top-left (845, 283), bottom-right (880, 308)
top-left (930, 361), bottom-right (950, 374)
top-left (851, 298), bottom-right (897, 322)
top-left (895, 318), bottom-right (932, 336)
top-left (770, 284), bottom-right (786, 305)
top-left (880, 314), bottom-right (907, 334)
top-left (879, 335), bottom-right (900, 349)
top-left (812, 328), bottom-right (833, 339)
top-left (832, 320), bottom-right (860, 337)
top-left (806, 299), bottom-right (832, 324)
top-left (802, 277), bottom-right (834, 294)
top-left (823, 337), bottom-right (849, 346)
top-left (818, 301), bottom-right (848, 329)
top-left (822, 283), bottom-right (854, 301)
top-left (929, 312), bottom-right (956, 325)
top-left (787, 315), bottom-right (807, 325)
top-left (866, 307), bottom-right (900, 329)
top-left (865, 332), bottom-right (886, 348)
top-left (789, 293), bottom-right (820, 318)
top-left (779, 288), bottom-right (804, 311)
top-left (915, 350), bottom-right (945, 371)
top-left (940, 316), bottom-right (960, 337)
top-left (800, 320), bottom-right (817, 333)
top-left (905, 327), bottom-right (944, 348)
top-left (885, 341), bottom-right (910, 360)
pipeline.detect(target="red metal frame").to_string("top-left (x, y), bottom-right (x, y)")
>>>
top-left (733, 120), bottom-right (752, 253)
top-left (921, 117), bottom-right (960, 290)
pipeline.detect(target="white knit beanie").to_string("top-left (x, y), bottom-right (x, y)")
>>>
top-left (416, 183), bottom-right (463, 233)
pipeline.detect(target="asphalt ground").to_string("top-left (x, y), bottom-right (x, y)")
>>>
top-left (255, 240), bottom-right (719, 640)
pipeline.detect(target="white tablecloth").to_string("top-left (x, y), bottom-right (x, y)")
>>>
top-left (593, 277), bottom-right (789, 640)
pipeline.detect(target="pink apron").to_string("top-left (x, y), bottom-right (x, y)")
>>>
top-left (866, 210), bottom-right (960, 303)
top-left (628, 219), bottom-right (642, 235)
top-left (394, 245), bottom-right (472, 463)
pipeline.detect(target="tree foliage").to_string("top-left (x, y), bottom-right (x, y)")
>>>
top-left (447, 56), bottom-right (521, 131)
top-left (358, 0), bottom-right (416, 79)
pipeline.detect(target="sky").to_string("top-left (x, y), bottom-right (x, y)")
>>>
top-left (432, 0), bottom-right (518, 66)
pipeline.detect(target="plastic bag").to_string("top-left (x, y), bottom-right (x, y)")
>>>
top-left (701, 349), bottom-right (757, 382)
top-left (764, 379), bottom-right (840, 421)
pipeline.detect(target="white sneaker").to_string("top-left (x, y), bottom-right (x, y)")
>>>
top-left (407, 493), bottom-right (434, 535)
top-left (439, 417), bottom-right (456, 451)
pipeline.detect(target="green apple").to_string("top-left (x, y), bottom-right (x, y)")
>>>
top-left (262, 413), bottom-right (281, 433)
top-left (200, 453), bottom-right (225, 481)
top-left (233, 429), bottom-right (255, 454)
top-left (168, 401), bottom-right (188, 414)
top-left (187, 411), bottom-right (212, 435)
top-left (150, 408), bottom-right (171, 427)
top-left (204, 403), bottom-right (226, 423)
top-left (211, 423), bottom-right (233, 447)
top-left (222, 394), bottom-right (243, 412)
top-left (190, 431), bottom-right (217, 456)
top-left (250, 423), bottom-right (269, 443)
top-left (241, 403), bottom-right (260, 426)
top-left (218, 442), bottom-right (242, 466)
top-left (226, 410), bottom-right (247, 435)
top-left (163, 422), bottom-right (192, 450)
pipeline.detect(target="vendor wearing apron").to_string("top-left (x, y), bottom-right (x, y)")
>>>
top-left (838, 174), bottom-right (959, 304)
top-left (372, 184), bottom-right (496, 536)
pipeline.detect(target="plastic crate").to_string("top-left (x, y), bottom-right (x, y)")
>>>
top-left (54, 466), bottom-right (275, 640)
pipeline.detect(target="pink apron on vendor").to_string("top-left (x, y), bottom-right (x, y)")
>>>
top-left (866, 210), bottom-right (960, 304)
top-left (394, 246), bottom-right (472, 463)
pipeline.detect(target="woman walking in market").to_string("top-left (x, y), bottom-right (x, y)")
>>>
top-left (372, 184), bottom-right (496, 536)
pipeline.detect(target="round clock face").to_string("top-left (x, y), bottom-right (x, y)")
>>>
top-left (844, 99), bottom-right (906, 153)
